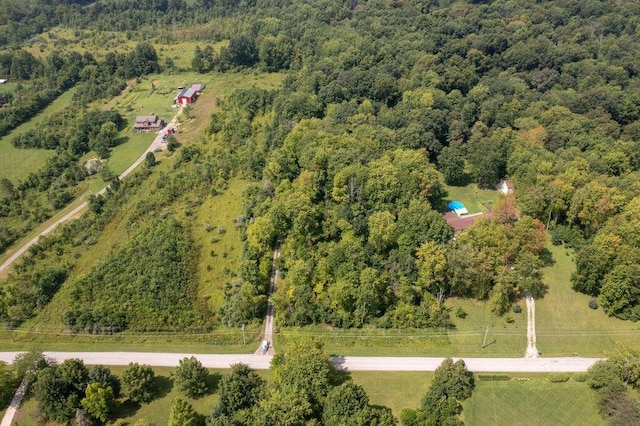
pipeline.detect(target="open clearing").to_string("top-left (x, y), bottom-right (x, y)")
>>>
top-left (463, 375), bottom-right (605, 426)
top-left (444, 183), bottom-right (498, 214)
top-left (535, 241), bottom-right (640, 356)
top-left (0, 87), bottom-right (77, 183)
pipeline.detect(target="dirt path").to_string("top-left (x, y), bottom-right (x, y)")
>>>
top-left (0, 378), bottom-right (29, 426)
top-left (0, 112), bottom-right (181, 276)
top-left (255, 245), bottom-right (280, 355)
top-left (525, 293), bottom-right (539, 358)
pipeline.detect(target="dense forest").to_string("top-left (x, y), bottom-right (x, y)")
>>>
top-left (1, 0), bottom-right (640, 333)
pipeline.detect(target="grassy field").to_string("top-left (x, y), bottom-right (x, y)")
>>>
top-left (463, 375), bottom-right (605, 426)
top-left (0, 87), bottom-right (78, 183)
top-left (444, 183), bottom-right (499, 214)
top-left (192, 178), bottom-right (251, 311)
top-left (350, 371), bottom-right (433, 417)
top-left (12, 367), bottom-right (605, 425)
top-left (535, 241), bottom-right (640, 356)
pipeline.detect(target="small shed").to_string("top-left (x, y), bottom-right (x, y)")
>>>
top-left (191, 83), bottom-right (204, 93)
top-left (0, 79), bottom-right (7, 84)
top-left (498, 179), bottom-right (515, 195)
top-left (174, 87), bottom-right (197, 105)
top-left (134, 115), bottom-right (165, 132)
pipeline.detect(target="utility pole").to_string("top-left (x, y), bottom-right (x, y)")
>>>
top-left (482, 325), bottom-right (490, 348)
top-left (242, 324), bottom-right (246, 345)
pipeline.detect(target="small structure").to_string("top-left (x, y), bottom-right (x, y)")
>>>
top-left (447, 201), bottom-right (468, 217)
top-left (191, 83), bottom-right (204, 93)
top-left (174, 87), bottom-right (197, 105)
top-left (498, 179), bottom-right (514, 195)
top-left (134, 115), bottom-right (165, 132)
top-left (0, 79), bottom-right (7, 84)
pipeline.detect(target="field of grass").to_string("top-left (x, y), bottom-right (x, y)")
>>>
top-left (0, 87), bottom-right (78, 183)
top-left (535, 241), bottom-right (640, 356)
top-left (444, 183), bottom-right (499, 214)
top-left (192, 178), bottom-right (251, 311)
top-left (463, 375), bottom-right (605, 426)
top-left (349, 371), bottom-right (433, 417)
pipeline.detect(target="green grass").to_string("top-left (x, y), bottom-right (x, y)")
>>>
top-left (349, 371), bottom-right (433, 418)
top-left (444, 183), bottom-right (499, 214)
top-left (535, 241), bottom-right (640, 357)
top-left (462, 375), bottom-right (605, 426)
top-left (0, 87), bottom-right (78, 183)
top-left (192, 178), bottom-right (251, 311)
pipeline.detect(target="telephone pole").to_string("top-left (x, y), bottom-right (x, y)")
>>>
top-left (482, 325), bottom-right (490, 348)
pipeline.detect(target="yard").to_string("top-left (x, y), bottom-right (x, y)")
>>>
top-left (444, 183), bottom-right (499, 214)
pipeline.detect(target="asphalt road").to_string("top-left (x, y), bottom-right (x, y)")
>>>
top-left (0, 352), bottom-right (601, 373)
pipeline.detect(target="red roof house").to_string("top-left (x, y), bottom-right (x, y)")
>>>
top-left (443, 211), bottom-right (492, 232)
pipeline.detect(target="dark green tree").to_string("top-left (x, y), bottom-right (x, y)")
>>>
top-left (121, 363), bottom-right (156, 403)
top-left (174, 356), bottom-right (209, 398)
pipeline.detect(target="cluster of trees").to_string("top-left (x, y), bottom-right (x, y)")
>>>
top-left (65, 217), bottom-right (212, 333)
top-left (402, 358), bottom-right (475, 426)
top-left (208, 338), bottom-right (394, 426)
top-left (586, 347), bottom-right (640, 425)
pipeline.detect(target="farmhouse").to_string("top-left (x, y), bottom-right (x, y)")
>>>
top-left (174, 87), bottom-right (198, 105)
top-left (134, 115), bottom-right (165, 132)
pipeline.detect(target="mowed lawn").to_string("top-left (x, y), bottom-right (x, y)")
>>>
top-left (463, 377), bottom-right (605, 426)
top-left (0, 87), bottom-right (78, 183)
top-left (444, 183), bottom-right (499, 214)
top-left (535, 241), bottom-right (640, 357)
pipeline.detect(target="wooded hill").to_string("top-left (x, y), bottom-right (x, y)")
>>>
top-left (2, 0), bottom-right (640, 333)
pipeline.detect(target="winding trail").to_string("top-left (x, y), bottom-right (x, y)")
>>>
top-left (525, 293), bottom-right (539, 358)
top-left (0, 114), bottom-right (180, 276)
top-left (0, 114), bottom-right (181, 426)
top-left (255, 245), bottom-right (280, 355)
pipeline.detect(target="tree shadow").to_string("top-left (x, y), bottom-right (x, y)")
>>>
top-left (330, 355), bottom-right (353, 386)
top-left (204, 372), bottom-right (222, 396)
top-left (115, 399), bottom-right (140, 418)
top-left (538, 247), bottom-right (555, 267)
top-left (155, 375), bottom-right (174, 399)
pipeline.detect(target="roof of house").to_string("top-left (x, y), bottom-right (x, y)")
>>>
top-left (135, 115), bottom-right (160, 123)
top-left (443, 211), bottom-right (492, 232)
top-left (191, 83), bottom-right (204, 92)
top-left (175, 87), bottom-right (197, 100)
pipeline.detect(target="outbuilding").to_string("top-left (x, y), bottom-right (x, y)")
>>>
top-left (174, 87), bottom-right (197, 105)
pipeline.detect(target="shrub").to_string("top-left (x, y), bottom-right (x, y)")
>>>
top-left (573, 373), bottom-right (588, 382)
top-left (455, 307), bottom-right (467, 319)
top-left (589, 298), bottom-right (598, 310)
top-left (477, 374), bottom-right (511, 381)
top-left (505, 315), bottom-right (515, 324)
top-left (548, 373), bottom-right (570, 383)
top-left (512, 304), bottom-right (522, 314)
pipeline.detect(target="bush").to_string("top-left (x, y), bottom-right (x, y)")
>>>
top-left (572, 373), bottom-right (588, 382)
top-left (548, 373), bottom-right (570, 383)
top-left (512, 304), bottom-right (522, 314)
top-left (505, 315), bottom-right (515, 324)
top-left (477, 374), bottom-right (511, 381)
top-left (455, 307), bottom-right (467, 319)
top-left (589, 298), bottom-right (598, 310)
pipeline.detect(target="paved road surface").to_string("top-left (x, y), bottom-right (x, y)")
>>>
top-left (0, 352), bottom-right (601, 373)
top-left (0, 379), bottom-right (28, 426)
top-left (0, 114), bottom-right (180, 276)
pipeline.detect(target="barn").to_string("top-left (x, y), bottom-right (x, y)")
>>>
top-left (174, 87), bottom-right (197, 105)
